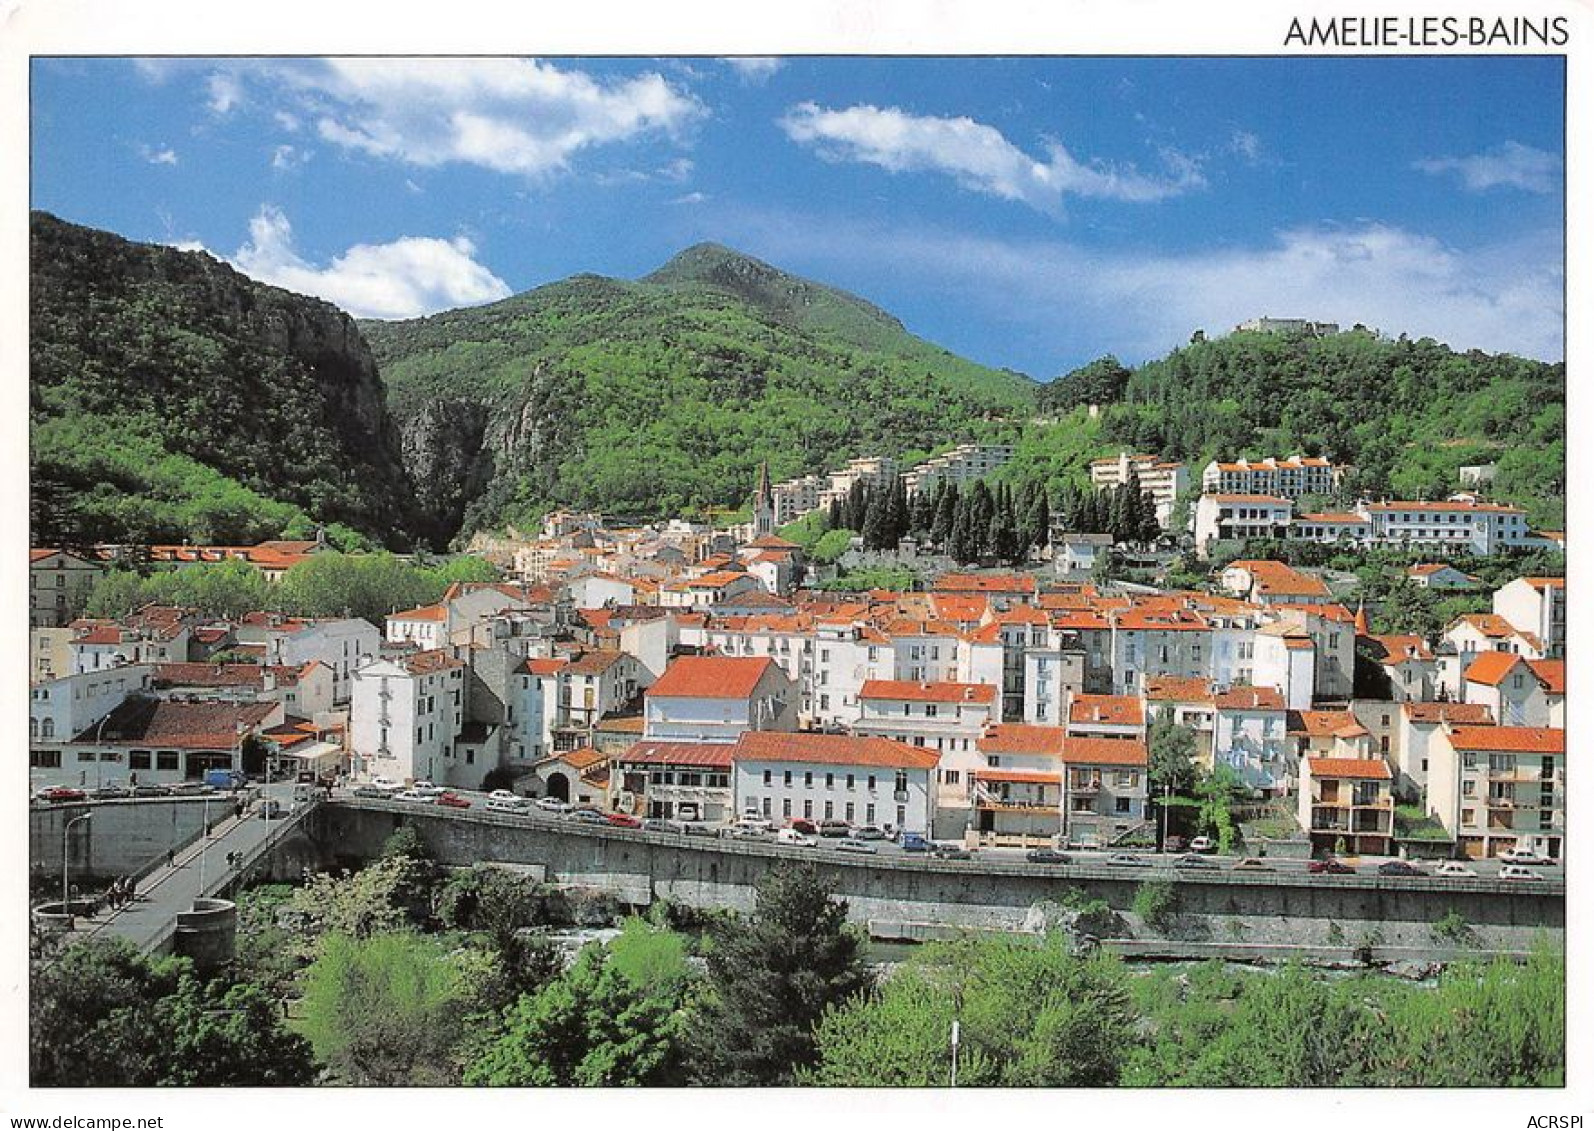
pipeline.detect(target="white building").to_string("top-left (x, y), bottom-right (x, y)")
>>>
top-left (1089, 452), bottom-right (1189, 526)
top-left (1426, 725), bottom-right (1564, 860)
top-left (1193, 495), bottom-right (1294, 557)
top-left (1212, 685), bottom-right (1290, 793)
top-left (30, 548), bottom-right (104, 628)
top-left (1201, 456), bottom-right (1347, 499)
top-left (643, 655), bottom-right (796, 743)
top-left (349, 650), bottom-right (466, 786)
top-left (731, 730), bottom-right (939, 834)
top-left (1492, 577), bottom-right (1565, 660)
top-left (238, 615), bottom-right (381, 705)
top-left (29, 664), bottom-right (156, 772)
top-left (901, 444), bottom-right (1016, 496)
top-left (1394, 701), bottom-right (1494, 804)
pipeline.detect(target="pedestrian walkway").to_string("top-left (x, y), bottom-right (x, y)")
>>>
top-left (73, 791), bottom-right (316, 953)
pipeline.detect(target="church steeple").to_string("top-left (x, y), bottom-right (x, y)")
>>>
top-left (752, 460), bottom-right (775, 537)
top-left (1354, 600), bottom-right (1369, 636)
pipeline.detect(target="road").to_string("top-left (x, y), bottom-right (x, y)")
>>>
top-left (348, 783), bottom-right (1564, 883)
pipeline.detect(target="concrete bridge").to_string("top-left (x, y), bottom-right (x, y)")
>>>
top-left (32, 795), bottom-right (1564, 955)
top-left (305, 800), bottom-right (1563, 952)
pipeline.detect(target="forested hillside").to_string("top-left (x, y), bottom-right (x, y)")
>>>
top-left (363, 243), bottom-right (1036, 547)
top-left (30, 212), bottom-right (421, 549)
top-left (1039, 329), bottom-right (1565, 527)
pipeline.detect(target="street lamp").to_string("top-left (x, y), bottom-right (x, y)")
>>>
top-left (62, 811), bottom-right (91, 923)
top-left (949, 1018), bottom-right (961, 1088)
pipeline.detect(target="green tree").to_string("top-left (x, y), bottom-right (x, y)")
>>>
top-left (806, 935), bottom-right (1136, 1087)
top-left (465, 919), bottom-right (694, 1087)
top-left (301, 931), bottom-right (491, 1086)
top-left (30, 936), bottom-right (312, 1087)
top-left (687, 864), bottom-right (872, 1085)
top-left (1147, 713), bottom-right (1201, 796)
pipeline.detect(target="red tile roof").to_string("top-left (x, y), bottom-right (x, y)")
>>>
top-left (1306, 757), bottom-right (1391, 780)
top-left (1215, 685), bottom-right (1285, 711)
top-left (1402, 702), bottom-right (1494, 725)
top-left (1143, 676), bottom-right (1215, 703)
top-left (1527, 659), bottom-right (1564, 695)
top-left (390, 604), bottom-right (448, 622)
top-left (860, 680), bottom-right (997, 705)
top-left (648, 655), bottom-right (777, 700)
top-left (153, 662), bottom-right (312, 689)
top-left (978, 724), bottom-right (1066, 756)
top-left (1061, 737), bottom-right (1149, 767)
top-left (1069, 694), bottom-right (1145, 727)
top-left (977, 769), bottom-right (1061, 785)
top-left (1227, 560), bottom-right (1331, 598)
top-left (1288, 710), bottom-right (1360, 737)
top-left (734, 731), bottom-right (939, 769)
top-left (931, 573), bottom-right (1038, 595)
top-left (1445, 725), bottom-right (1562, 754)
top-left (75, 697), bottom-right (277, 749)
top-left (617, 741), bottom-right (735, 769)
top-left (1463, 650), bottom-right (1526, 687)
top-left (400, 649), bottom-right (464, 675)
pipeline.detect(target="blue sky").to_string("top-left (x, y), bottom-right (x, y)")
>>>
top-left (31, 55), bottom-right (1564, 376)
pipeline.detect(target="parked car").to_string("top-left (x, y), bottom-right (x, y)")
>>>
top-left (485, 796), bottom-right (533, 814)
top-left (370, 776), bottom-right (402, 792)
top-left (898, 831), bottom-right (931, 853)
top-left (394, 789), bottom-right (436, 804)
top-left (487, 789), bottom-right (522, 803)
top-left (1308, 858), bottom-right (1357, 875)
top-left (1499, 864), bottom-right (1543, 881)
top-left (853, 824), bottom-right (887, 841)
top-left (1162, 835), bottom-right (1187, 853)
top-left (132, 783), bottom-right (173, 798)
top-left (1106, 853), bottom-right (1150, 867)
top-left (727, 824), bottom-right (773, 840)
top-left (436, 792), bottom-right (472, 809)
top-left (1232, 857), bottom-right (1275, 872)
top-left (817, 819), bottom-right (852, 838)
top-left (1377, 860), bottom-right (1429, 877)
top-left (1434, 860), bottom-right (1477, 878)
top-left (1172, 853), bottom-right (1216, 869)
top-left (536, 797), bottom-right (572, 813)
top-left (682, 821), bottom-right (719, 838)
top-left (776, 827), bottom-right (818, 847)
top-left (835, 838), bottom-right (877, 854)
top-left (409, 781), bottom-right (446, 799)
top-left (789, 818), bottom-right (819, 836)
top-left (170, 781), bottom-right (216, 796)
top-left (351, 783), bottom-right (388, 799)
top-left (566, 809), bottom-right (610, 826)
top-left (41, 786), bottom-right (88, 803)
top-left (1188, 835), bottom-right (1217, 853)
top-left (641, 818), bottom-right (679, 833)
top-left (931, 843), bottom-right (973, 860)
top-left (1498, 848), bottom-right (1554, 866)
top-left (91, 782), bottom-right (130, 799)
top-left (605, 812), bottom-right (642, 829)
top-left (732, 816), bottom-right (775, 835)
top-left (1026, 848), bottom-right (1072, 864)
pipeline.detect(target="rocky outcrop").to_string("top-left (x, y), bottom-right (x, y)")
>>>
top-left (31, 211), bottom-right (423, 546)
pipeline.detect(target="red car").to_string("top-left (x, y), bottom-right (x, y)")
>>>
top-left (436, 792), bottom-right (472, 809)
top-left (605, 812), bottom-right (642, 829)
top-left (41, 786), bottom-right (88, 803)
top-left (1308, 858), bottom-right (1357, 875)
top-left (789, 818), bottom-right (819, 836)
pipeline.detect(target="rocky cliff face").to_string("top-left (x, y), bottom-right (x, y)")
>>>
top-left (31, 212), bottom-right (422, 546)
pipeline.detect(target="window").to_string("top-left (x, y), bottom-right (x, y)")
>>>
top-left (1462, 780), bottom-right (1475, 797)
top-left (130, 750), bottom-right (151, 770)
top-left (825, 772), bottom-right (834, 789)
top-left (157, 751), bottom-right (179, 771)
top-left (896, 804), bottom-right (906, 827)
top-left (784, 770), bottom-right (792, 787)
top-left (866, 803), bottom-right (876, 823)
top-left (763, 769), bottom-right (772, 786)
top-left (803, 799), bottom-right (813, 818)
top-left (783, 798), bottom-right (791, 817)
top-left (987, 756), bottom-right (1000, 767)
top-left (824, 800), bottom-right (834, 819)
top-left (1115, 796), bottom-right (1132, 814)
top-left (1461, 807), bottom-right (1475, 826)
top-left (804, 771), bottom-right (813, 788)
top-left (867, 774), bottom-right (877, 790)
top-left (762, 797), bottom-right (771, 817)
top-left (894, 770), bottom-right (909, 793)
top-left (943, 769), bottom-right (960, 785)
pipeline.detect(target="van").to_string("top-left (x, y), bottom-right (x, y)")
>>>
top-left (485, 796), bottom-right (532, 815)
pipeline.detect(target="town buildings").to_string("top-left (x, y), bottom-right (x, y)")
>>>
top-left (1089, 452), bottom-right (1189, 526)
top-left (1201, 456), bottom-right (1348, 500)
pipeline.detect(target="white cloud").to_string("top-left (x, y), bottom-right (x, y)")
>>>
top-left (1228, 128), bottom-right (1262, 162)
top-left (723, 57), bottom-right (783, 83)
top-left (224, 205), bottom-right (512, 320)
top-left (139, 144), bottom-right (178, 166)
top-left (721, 210), bottom-right (1562, 365)
top-left (778, 101), bottom-right (1204, 212)
top-left (206, 71), bottom-right (242, 115)
top-left (1414, 141), bottom-right (1561, 194)
top-left (671, 191), bottom-right (708, 205)
top-left (271, 144), bottom-right (309, 171)
top-left (219, 58), bottom-right (707, 177)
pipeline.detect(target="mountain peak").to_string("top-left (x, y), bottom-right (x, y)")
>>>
top-left (639, 240), bottom-right (906, 342)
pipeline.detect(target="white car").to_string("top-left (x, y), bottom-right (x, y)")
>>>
top-left (394, 788), bottom-right (436, 804)
top-left (776, 827), bottom-right (818, 847)
top-left (1498, 848), bottom-right (1553, 866)
top-left (409, 781), bottom-right (446, 799)
top-left (1434, 860), bottom-right (1478, 878)
top-left (535, 796), bottom-right (572, 813)
top-left (486, 796), bottom-right (532, 814)
top-left (370, 776), bottom-right (402, 792)
top-left (488, 789), bottom-right (521, 803)
top-left (1188, 836), bottom-right (1216, 853)
top-left (1499, 864), bottom-right (1543, 881)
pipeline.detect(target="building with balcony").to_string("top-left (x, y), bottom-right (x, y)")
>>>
top-left (1193, 495), bottom-right (1294, 558)
top-left (968, 724), bottom-right (1066, 845)
top-left (349, 649), bottom-right (466, 786)
top-left (1088, 452), bottom-right (1188, 527)
top-left (1427, 725), bottom-right (1564, 860)
top-left (609, 740), bottom-right (734, 823)
top-left (644, 655), bottom-right (796, 743)
top-left (1212, 685), bottom-right (1290, 794)
top-left (1297, 756), bottom-right (1394, 857)
top-left (1060, 736), bottom-right (1149, 848)
top-left (731, 731), bottom-right (938, 834)
top-left (1201, 455), bottom-right (1348, 500)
